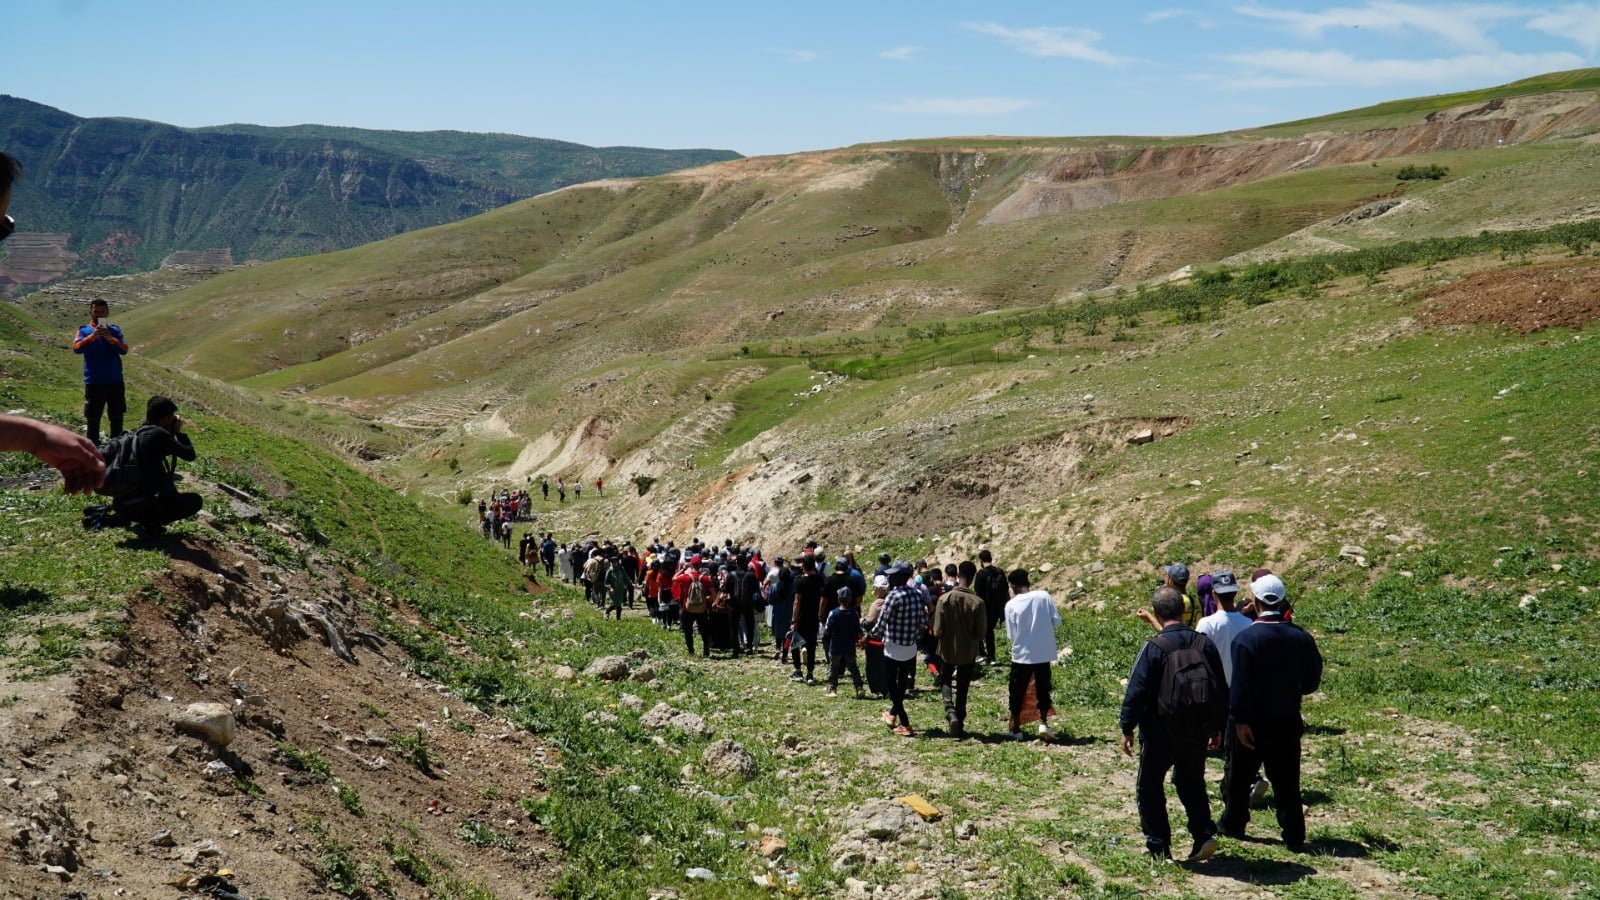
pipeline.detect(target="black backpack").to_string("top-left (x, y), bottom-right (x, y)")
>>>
top-left (97, 426), bottom-right (154, 502)
top-left (1151, 632), bottom-right (1226, 742)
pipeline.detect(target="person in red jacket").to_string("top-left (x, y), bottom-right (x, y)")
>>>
top-left (672, 555), bottom-right (715, 657)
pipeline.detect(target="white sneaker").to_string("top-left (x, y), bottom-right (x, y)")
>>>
top-left (1037, 723), bottom-right (1055, 741)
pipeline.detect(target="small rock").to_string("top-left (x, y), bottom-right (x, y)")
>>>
top-left (904, 860), bottom-right (922, 873)
top-left (171, 703), bottom-right (236, 748)
top-left (833, 851), bottom-right (867, 872)
top-left (955, 821), bottom-right (977, 840)
top-left (701, 740), bottom-right (758, 782)
top-left (641, 703), bottom-right (709, 736)
top-left (583, 656), bottom-right (631, 681)
top-left (630, 663), bottom-right (659, 683)
top-left (754, 835), bottom-right (788, 858)
top-left (553, 665), bottom-right (575, 681)
top-left (1339, 545), bottom-right (1367, 559)
top-left (1128, 429), bottom-right (1155, 446)
top-left (619, 693), bottom-right (645, 713)
top-left (685, 867), bottom-right (716, 881)
top-left (150, 830), bottom-right (177, 848)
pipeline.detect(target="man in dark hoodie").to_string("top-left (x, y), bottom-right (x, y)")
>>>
top-left (102, 396), bottom-right (201, 536)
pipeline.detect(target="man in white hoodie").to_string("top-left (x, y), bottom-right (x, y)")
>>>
top-left (1004, 568), bottom-right (1061, 741)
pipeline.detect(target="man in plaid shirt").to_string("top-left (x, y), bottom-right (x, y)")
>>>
top-left (868, 564), bottom-right (927, 736)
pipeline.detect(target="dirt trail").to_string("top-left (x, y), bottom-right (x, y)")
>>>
top-left (1417, 256), bottom-right (1600, 333)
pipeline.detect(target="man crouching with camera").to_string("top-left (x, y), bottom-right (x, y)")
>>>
top-left (88, 395), bottom-right (202, 537)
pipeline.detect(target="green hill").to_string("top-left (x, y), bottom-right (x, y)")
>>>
top-left (0, 95), bottom-right (739, 285)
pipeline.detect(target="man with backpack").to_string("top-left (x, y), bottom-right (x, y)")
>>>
top-left (88, 395), bottom-right (202, 536)
top-left (1220, 573), bottom-right (1323, 852)
top-left (673, 555), bottom-right (714, 657)
top-left (1119, 586), bottom-right (1227, 863)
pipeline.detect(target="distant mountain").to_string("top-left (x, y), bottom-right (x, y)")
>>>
top-left (0, 96), bottom-right (739, 293)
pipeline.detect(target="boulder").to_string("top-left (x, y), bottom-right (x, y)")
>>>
top-left (1128, 429), bottom-right (1156, 446)
top-left (583, 655), bottom-right (631, 681)
top-left (171, 703), bottom-right (236, 747)
top-left (701, 740), bottom-right (757, 782)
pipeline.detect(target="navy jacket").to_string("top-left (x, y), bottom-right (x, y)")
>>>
top-left (1229, 619), bottom-right (1323, 726)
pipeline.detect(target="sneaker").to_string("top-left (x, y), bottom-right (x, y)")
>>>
top-left (855, 687), bottom-right (866, 699)
top-left (1186, 835), bottom-right (1219, 863)
top-left (949, 720), bottom-right (965, 739)
top-left (882, 710), bottom-right (897, 726)
top-left (1250, 778), bottom-right (1270, 808)
top-left (1146, 844), bottom-right (1172, 862)
top-left (804, 676), bottom-right (816, 686)
top-left (892, 724), bottom-right (915, 737)
top-left (826, 687), bottom-right (837, 697)
top-left (1009, 730), bottom-right (1027, 741)
top-left (789, 671), bottom-right (804, 682)
top-left (1037, 723), bottom-right (1055, 742)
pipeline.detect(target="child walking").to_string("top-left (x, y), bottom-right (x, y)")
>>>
top-left (821, 587), bottom-right (865, 698)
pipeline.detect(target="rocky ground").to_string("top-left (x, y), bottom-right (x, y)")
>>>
top-left (0, 512), bottom-right (557, 898)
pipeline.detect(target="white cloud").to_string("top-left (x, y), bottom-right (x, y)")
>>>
top-left (1234, 2), bottom-right (1523, 52)
top-left (1527, 3), bottom-right (1600, 55)
top-left (875, 97), bottom-right (1038, 115)
top-left (769, 49), bottom-right (820, 63)
top-left (1143, 9), bottom-right (1215, 28)
top-left (879, 45), bottom-right (922, 61)
top-left (963, 22), bottom-right (1125, 65)
top-left (1223, 47), bottom-right (1586, 87)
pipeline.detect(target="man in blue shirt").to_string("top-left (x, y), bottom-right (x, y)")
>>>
top-left (1220, 573), bottom-right (1323, 851)
top-left (72, 299), bottom-right (128, 446)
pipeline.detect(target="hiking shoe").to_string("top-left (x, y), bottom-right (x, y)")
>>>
top-left (1009, 730), bottom-right (1027, 741)
top-left (1146, 844), bottom-right (1172, 862)
top-left (804, 676), bottom-right (816, 686)
top-left (789, 671), bottom-right (804, 682)
top-left (826, 687), bottom-right (838, 697)
top-left (1186, 835), bottom-right (1219, 863)
top-left (1250, 778), bottom-right (1270, 808)
top-left (1037, 723), bottom-right (1055, 742)
top-left (949, 720), bottom-right (965, 739)
top-left (892, 724), bottom-right (915, 737)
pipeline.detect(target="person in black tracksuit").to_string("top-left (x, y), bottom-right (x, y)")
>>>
top-left (973, 550), bottom-right (1008, 663)
top-left (1220, 574), bottom-right (1323, 851)
top-left (1120, 587), bottom-right (1226, 862)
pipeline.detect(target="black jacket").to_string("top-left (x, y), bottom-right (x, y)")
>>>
top-left (1229, 619), bottom-right (1323, 726)
top-left (118, 423), bottom-right (195, 507)
top-left (1119, 624), bottom-right (1226, 737)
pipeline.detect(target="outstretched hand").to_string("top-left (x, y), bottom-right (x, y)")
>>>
top-left (0, 416), bottom-right (106, 494)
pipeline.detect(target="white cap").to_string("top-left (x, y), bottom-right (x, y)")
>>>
top-left (1250, 573), bottom-right (1287, 606)
top-left (872, 574), bottom-right (890, 589)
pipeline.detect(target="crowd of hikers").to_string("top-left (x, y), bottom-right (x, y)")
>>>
top-left (520, 531), bottom-right (1323, 865)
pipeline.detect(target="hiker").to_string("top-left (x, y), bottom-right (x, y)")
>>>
top-left (573, 482), bottom-right (581, 500)
top-left (541, 533), bottom-right (557, 578)
top-left (731, 558), bottom-right (761, 653)
top-left (94, 395), bottom-right (202, 536)
top-left (861, 574), bottom-right (889, 697)
top-left (540, 477), bottom-right (549, 501)
top-left (933, 560), bottom-right (986, 738)
top-left (1195, 572), bottom-right (1249, 684)
top-left (557, 479), bottom-right (566, 503)
top-left (644, 560), bottom-right (667, 626)
top-left (72, 298), bottom-right (129, 447)
top-left (1004, 568), bottom-right (1061, 740)
top-left (595, 476), bottom-right (603, 496)
top-left (789, 556), bottom-right (824, 683)
top-left (821, 586), bottom-right (865, 697)
top-left (867, 563), bottom-right (925, 737)
top-left (674, 554), bottom-right (714, 656)
top-left (1220, 573), bottom-right (1323, 852)
top-left (0, 414), bottom-right (104, 495)
top-left (604, 558), bottom-right (630, 620)
top-left (1119, 586), bottom-right (1227, 863)
top-left (709, 564), bottom-right (738, 657)
top-left (500, 517), bottom-right (513, 549)
top-left (1139, 563), bottom-right (1200, 630)
top-left (974, 549), bottom-right (1008, 664)
top-left (766, 556), bottom-right (795, 659)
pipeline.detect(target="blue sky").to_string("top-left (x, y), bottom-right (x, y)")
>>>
top-left (11, 1), bottom-right (1599, 156)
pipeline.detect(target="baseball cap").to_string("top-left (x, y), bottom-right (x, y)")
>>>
top-left (1165, 562), bottom-right (1190, 585)
top-left (689, 555), bottom-right (702, 565)
top-left (1211, 571), bottom-right (1239, 594)
top-left (872, 574), bottom-right (890, 589)
top-left (835, 556), bottom-right (849, 567)
top-left (1251, 573), bottom-right (1287, 606)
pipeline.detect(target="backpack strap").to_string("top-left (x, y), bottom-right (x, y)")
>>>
top-left (1150, 633), bottom-right (1177, 655)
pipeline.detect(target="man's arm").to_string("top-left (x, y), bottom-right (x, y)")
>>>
top-left (105, 325), bottom-right (129, 354)
top-left (1118, 643), bottom-right (1155, 737)
top-left (1301, 633), bottom-right (1324, 696)
top-left (0, 415), bottom-right (105, 494)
